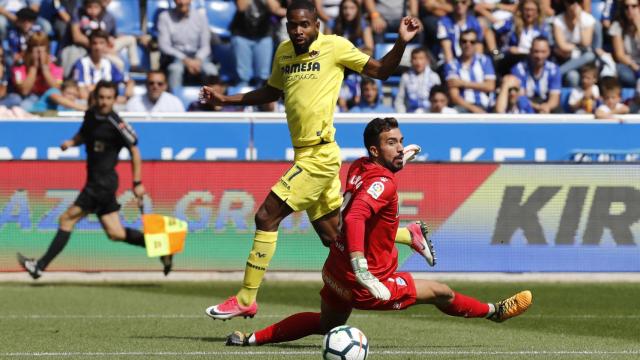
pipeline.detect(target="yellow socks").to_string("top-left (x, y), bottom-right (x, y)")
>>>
top-left (237, 230), bottom-right (278, 307)
top-left (395, 227), bottom-right (412, 246)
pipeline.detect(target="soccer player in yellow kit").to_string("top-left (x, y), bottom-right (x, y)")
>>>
top-left (200, 0), bottom-right (433, 320)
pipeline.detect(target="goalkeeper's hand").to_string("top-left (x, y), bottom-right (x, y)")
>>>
top-left (351, 256), bottom-right (391, 301)
top-left (403, 144), bottom-right (421, 166)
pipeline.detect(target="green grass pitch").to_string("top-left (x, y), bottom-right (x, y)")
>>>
top-left (1, 280), bottom-right (639, 359)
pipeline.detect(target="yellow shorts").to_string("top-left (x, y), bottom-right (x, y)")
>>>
top-left (271, 142), bottom-right (342, 221)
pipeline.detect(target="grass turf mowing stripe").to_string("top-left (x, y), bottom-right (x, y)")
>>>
top-left (2, 281), bottom-right (639, 360)
top-left (3, 350), bottom-right (640, 357)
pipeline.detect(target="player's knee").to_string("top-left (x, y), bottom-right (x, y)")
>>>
top-left (436, 284), bottom-right (455, 303)
top-left (58, 212), bottom-right (76, 228)
top-left (318, 232), bottom-right (337, 247)
top-left (255, 207), bottom-right (279, 231)
top-left (106, 230), bottom-right (125, 241)
top-left (58, 213), bottom-right (69, 225)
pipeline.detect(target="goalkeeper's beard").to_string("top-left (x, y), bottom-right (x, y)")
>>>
top-left (383, 156), bottom-right (404, 173)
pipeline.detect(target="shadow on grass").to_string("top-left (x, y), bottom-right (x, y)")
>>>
top-left (268, 344), bottom-right (319, 349)
top-left (259, 343), bottom-right (487, 350)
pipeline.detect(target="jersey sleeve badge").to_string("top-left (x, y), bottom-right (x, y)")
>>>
top-left (367, 181), bottom-right (385, 199)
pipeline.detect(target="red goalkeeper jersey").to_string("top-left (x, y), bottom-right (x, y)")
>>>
top-left (324, 157), bottom-right (399, 285)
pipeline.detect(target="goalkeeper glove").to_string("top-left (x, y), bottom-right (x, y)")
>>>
top-left (402, 144), bottom-right (421, 166)
top-left (351, 256), bottom-right (391, 301)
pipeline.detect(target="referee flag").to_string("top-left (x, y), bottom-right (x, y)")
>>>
top-left (142, 214), bottom-right (188, 257)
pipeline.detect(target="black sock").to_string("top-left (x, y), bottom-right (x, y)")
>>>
top-left (38, 229), bottom-right (71, 270)
top-left (124, 228), bottom-right (146, 248)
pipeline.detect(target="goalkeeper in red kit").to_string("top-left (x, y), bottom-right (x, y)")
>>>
top-left (225, 117), bottom-right (533, 346)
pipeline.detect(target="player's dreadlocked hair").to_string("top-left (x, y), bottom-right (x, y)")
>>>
top-left (364, 117), bottom-right (399, 156)
top-left (286, 0), bottom-right (318, 20)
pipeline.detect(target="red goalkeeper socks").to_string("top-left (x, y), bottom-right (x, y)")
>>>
top-left (439, 291), bottom-right (490, 318)
top-left (254, 312), bottom-right (322, 345)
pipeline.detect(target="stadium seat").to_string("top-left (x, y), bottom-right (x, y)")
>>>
top-left (147, 0), bottom-right (172, 38)
top-left (591, 0), bottom-right (604, 21)
top-left (622, 88), bottom-right (635, 102)
top-left (50, 40), bottom-right (58, 56)
top-left (205, 0), bottom-right (236, 39)
top-left (118, 44), bottom-right (149, 81)
top-left (227, 85), bottom-right (254, 95)
top-left (374, 43), bottom-right (393, 59)
top-left (383, 32), bottom-right (398, 42)
top-left (560, 87), bottom-right (572, 112)
top-left (107, 0), bottom-right (142, 36)
top-left (390, 86), bottom-right (399, 103)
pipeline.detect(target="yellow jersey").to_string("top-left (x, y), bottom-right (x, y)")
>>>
top-left (268, 32), bottom-right (371, 148)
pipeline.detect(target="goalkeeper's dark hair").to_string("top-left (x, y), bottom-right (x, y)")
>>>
top-left (287, 0), bottom-right (318, 20)
top-left (364, 117), bottom-right (399, 156)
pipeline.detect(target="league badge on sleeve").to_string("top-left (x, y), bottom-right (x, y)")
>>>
top-left (367, 182), bottom-right (385, 199)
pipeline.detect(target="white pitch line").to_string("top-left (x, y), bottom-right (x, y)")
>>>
top-left (2, 350), bottom-right (640, 357)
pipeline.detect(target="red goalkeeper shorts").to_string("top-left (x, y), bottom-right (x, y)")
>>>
top-left (320, 268), bottom-right (417, 312)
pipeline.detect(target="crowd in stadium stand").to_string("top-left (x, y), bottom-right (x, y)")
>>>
top-left (0, 0), bottom-right (638, 117)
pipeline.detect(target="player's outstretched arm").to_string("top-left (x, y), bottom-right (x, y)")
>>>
top-left (344, 199), bottom-right (391, 300)
top-left (361, 16), bottom-right (422, 80)
top-left (199, 84), bottom-right (283, 107)
top-left (129, 145), bottom-right (146, 205)
top-left (60, 133), bottom-right (84, 150)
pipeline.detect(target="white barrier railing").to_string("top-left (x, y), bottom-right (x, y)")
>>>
top-left (24, 111), bottom-right (640, 123)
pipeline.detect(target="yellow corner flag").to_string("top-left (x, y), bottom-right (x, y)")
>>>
top-left (142, 214), bottom-right (188, 257)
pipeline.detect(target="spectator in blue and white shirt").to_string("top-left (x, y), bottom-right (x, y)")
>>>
top-left (444, 29), bottom-right (495, 113)
top-left (495, 72), bottom-right (535, 113)
top-left (437, 0), bottom-right (484, 63)
top-left (60, 0), bottom-right (121, 76)
top-left (394, 47), bottom-right (441, 113)
top-left (509, 36), bottom-right (560, 113)
top-left (71, 29), bottom-right (132, 101)
top-left (0, 0), bottom-right (51, 41)
top-left (6, 7), bottom-right (42, 65)
top-left (601, 0), bottom-right (616, 29)
top-left (494, 0), bottom-right (549, 75)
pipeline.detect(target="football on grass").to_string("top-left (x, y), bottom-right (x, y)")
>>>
top-left (322, 325), bottom-right (368, 360)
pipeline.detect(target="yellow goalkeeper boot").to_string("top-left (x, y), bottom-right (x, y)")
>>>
top-left (488, 290), bottom-right (532, 323)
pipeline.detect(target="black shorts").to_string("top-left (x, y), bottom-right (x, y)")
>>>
top-left (73, 186), bottom-right (121, 216)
